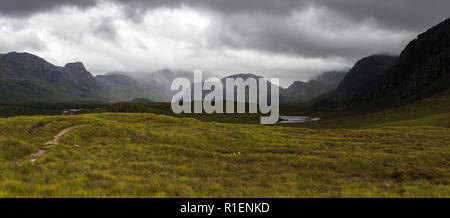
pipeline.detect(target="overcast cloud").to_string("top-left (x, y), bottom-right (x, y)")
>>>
top-left (0, 0), bottom-right (449, 87)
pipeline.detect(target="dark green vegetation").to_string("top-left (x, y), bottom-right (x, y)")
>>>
top-left (0, 103), bottom-right (107, 118)
top-left (130, 98), bottom-right (154, 104)
top-left (106, 102), bottom-right (264, 124)
top-left (0, 101), bottom-right (327, 124)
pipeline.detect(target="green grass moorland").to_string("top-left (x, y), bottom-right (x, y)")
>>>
top-left (0, 94), bottom-right (449, 197)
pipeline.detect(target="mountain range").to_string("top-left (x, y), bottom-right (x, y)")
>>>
top-left (281, 71), bottom-right (347, 103)
top-left (1, 17), bottom-right (449, 108)
top-left (0, 53), bottom-right (106, 103)
top-left (0, 54), bottom-right (197, 103)
top-left (0, 52), bottom-right (346, 104)
top-left (179, 72), bottom-right (347, 104)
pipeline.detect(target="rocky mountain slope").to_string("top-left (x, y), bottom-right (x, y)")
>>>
top-left (366, 17), bottom-right (450, 105)
top-left (312, 17), bottom-right (450, 109)
top-left (0, 52), bottom-right (107, 103)
top-left (337, 55), bottom-right (398, 100)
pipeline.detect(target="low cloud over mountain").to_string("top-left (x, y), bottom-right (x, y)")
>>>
top-left (1, 1), bottom-right (449, 86)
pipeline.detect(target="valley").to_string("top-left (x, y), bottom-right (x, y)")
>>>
top-left (0, 15), bottom-right (449, 198)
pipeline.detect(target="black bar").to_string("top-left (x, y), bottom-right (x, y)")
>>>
top-left (0, 198), bottom-right (448, 217)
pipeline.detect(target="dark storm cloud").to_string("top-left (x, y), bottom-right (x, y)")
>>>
top-left (315, 0), bottom-right (450, 31)
top-left (112, 0), bottom-right (450, 32)
top-left (109, 0), bottom-right (450, 60)
top-left (206, 12), bottom-right (380, 59)
top-left (2, 0), bottom-right (449, 66)
top-left (2, 0), bottom-right (449, 31)
top-left (112, 0), bottom-right (305, 17)
top-left (0, 0), bottom-right (96, 16)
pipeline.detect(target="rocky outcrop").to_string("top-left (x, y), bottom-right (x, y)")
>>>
top-left (367, 18), bottom-right (450, 104)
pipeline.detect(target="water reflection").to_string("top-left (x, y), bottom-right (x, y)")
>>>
top-left (278, 116), bottom-right (320, 124)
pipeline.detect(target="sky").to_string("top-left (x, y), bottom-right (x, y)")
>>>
top-left (0, 0), bottom-right (449, 87)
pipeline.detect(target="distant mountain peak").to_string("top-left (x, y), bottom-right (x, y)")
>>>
top-left (224, 73), bottom-right (263, 80)
top-left (311, 70), bottom-right (347, 89)
top-left (64, 62), bottom-right (87, 73)
top-left (337, 55), bottom-right (398, 97)
top-left (291, 81), bottom-right (307, 85)
top-left (6, 51), bottom-right (34, 56)
top-left (2, 51), bottom-right (50, 64)
top-left (281, 79), bottom-right (332, 103)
